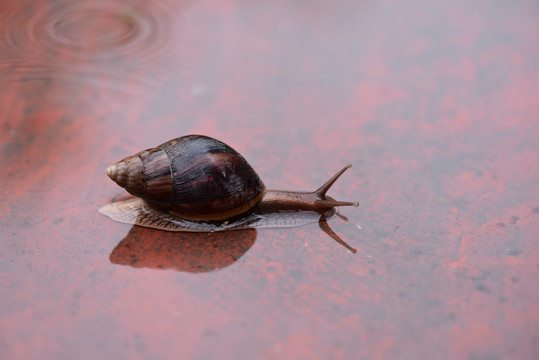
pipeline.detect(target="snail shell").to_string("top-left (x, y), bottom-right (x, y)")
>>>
top-left (105, 135), bottom-right (266, 221)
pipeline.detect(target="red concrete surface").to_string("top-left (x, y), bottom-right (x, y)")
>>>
top-left (1, 0), bottom-right (538, 359)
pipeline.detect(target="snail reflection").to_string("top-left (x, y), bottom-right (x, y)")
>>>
top-left (109, 211), bottom-right (354, 273)
top-left (110, 226), bottom-right (257, 273)
top-left (100, 135), bottom-right (358, 253)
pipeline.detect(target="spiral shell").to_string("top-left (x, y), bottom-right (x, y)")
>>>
top-left (106, 135), bottom-right (266, 221)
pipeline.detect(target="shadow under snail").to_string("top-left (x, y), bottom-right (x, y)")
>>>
top-left (99, 135), bottom-right (359, 252)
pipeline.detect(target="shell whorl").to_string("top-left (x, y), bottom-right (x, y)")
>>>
top-left (106, 147), bottom-right (174, 208)
top-left (106, 155), bottom-right (146, 197)
top-left (106, 135), bottom-right (266, 221)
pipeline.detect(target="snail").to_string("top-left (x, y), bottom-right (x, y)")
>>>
top-left (99, 135), bottom-right (358, 251)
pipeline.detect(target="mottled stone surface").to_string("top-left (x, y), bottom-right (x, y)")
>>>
top-left (1, 0), bottom-right (538, 359)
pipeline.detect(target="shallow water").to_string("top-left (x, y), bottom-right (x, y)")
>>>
top-left (0, 0), bottom-right (196, 89)
top-left (1, 0), bottom-right (538, 359)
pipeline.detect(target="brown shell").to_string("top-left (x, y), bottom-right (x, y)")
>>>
top-left (106, 135), bottom-right (266, 221)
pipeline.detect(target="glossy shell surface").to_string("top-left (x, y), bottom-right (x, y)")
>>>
top-left (107, 135), bottom-right (266, 221)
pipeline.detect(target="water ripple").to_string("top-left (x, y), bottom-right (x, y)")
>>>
top-left (0, 0), bottom-right (194, 88)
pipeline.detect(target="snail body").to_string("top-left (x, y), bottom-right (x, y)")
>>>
top-left (100, 135), bottom-right (358, 238)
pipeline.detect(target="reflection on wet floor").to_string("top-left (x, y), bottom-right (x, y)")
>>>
top-left (110, 226), bottom-right (257, 273)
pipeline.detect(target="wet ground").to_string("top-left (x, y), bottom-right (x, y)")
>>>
top-left (1, 0), bottom-right (538, 359)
